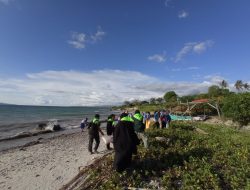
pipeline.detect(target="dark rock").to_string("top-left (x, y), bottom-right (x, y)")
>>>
top-left (37, 123), bottom-right (47, 130)
top-left (53, 125), bottom-right (61, 131)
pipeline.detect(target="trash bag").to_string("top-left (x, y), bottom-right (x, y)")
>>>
top-left (101, 135), bottom-right (113, 145)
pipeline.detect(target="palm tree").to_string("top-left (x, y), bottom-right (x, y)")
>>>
top-left (220, 80), bottom-right (228, 89)
top-left (234, 80), bottom-right (244, 91)
top-left (243, 83), bottom-right (250, 91)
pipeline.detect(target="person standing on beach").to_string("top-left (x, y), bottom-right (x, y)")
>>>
top-left (113, 113), bottom-right (140, 172)
top-left (88, 114), bottom-right (104, 154)
top-left (132, 110), bottom-right (148, 148)
top-left (106, 114), bottom-right (115, 150)
top-left (80, 118), bottom-right (88, 133)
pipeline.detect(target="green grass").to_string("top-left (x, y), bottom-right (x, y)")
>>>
top-left (74, 122), bottom-right (250, 189)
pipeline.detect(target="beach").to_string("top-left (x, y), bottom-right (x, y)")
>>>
top-left (0, 129), bottom-right (110, 190)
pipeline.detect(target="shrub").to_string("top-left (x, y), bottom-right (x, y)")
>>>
top-left (222, 92), bottom-right (250, 127)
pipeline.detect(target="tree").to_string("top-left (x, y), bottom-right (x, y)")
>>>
top-left (123, 101), bottom-right (130, 106)
top-left (235, 80), bottom-right (244, 91)
top-left (220, 80), bottom-right (228, 89)
top-left (244, 83), bottom-right (250, 91)
top-left (156, 97), bottom-right (164, 104)
top-left (163, 91), bottom-right (177, 103)
top-left (208, 85), bottom-right (221, 98)
top-left (179, 95), bottom-right (195, 102)
top-left (222, 93), bottom-right (250, 127)
top-left (150, 98), bottom-right (156, 104)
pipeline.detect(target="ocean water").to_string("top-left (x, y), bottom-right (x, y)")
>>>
top-left (0, 105), bottom-right (112, 140)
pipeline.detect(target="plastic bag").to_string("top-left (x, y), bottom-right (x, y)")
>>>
top-left (101, 135), bottom-right (113, 144)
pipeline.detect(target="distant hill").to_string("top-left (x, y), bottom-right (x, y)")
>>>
top-left (0, 103), bottom-right (13, 105)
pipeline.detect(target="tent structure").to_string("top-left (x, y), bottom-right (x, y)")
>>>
top-left (179, 98), bottom-right (221, 118)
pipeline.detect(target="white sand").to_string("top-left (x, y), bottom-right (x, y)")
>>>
top-left (0, 131), bottom-right (110, 190)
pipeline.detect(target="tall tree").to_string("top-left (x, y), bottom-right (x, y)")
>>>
top-left (220, 80), bottom-right (228, 89)
top-left (235, 80), bottom-right (244, 91)
top-left (244, 83), bottom-right (250, 91)
top-left (163, 91), bottom-right (177, 102)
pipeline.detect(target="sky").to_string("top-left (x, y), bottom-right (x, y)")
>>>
top-left (0, 0), bottom-right (249, 106)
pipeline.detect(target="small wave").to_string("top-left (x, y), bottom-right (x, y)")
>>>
top-left (66, 125), bottom-right (80, 130)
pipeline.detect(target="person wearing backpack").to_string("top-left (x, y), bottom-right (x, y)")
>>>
top-left (88, 114), bottom-right (104, 154)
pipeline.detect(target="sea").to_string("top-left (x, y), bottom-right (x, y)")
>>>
top-left (0, 105), bottom-right (116, 151)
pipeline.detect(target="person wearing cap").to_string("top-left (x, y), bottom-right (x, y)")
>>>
top-left (88, 114), bottom-right (104, 154)
top-left (132, 110), bottom-right (148, 148)
top-left (113, 113), bottom-right (140, 172)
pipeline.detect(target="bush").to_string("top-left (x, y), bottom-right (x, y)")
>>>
top-left (222, 92), bottom-right (250, 127)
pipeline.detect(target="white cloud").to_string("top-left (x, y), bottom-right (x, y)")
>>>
top-left (68, 27), bottom-right (106, 49)
top-left (90, 27), bottom-right (106, 43)
top-left (193, 40), bottom-right (214, 53)
top-left (0, 70), bottom-right (233, 106)
top-left (175, 40), bottom-right (214, 62)
top-left (68, 32), bottom-right (86, 49)
top-left (178, 10), bottom-right (189, 18)
top-left (204, 75), bottom-right (224, 84)
top-left (148, 53), bottom-right (166, 63)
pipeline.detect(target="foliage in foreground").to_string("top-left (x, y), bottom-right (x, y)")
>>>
top-left (76, 122), bottom-right (250, 189)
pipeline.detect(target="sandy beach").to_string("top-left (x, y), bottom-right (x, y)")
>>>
top-left (0, 130), bottom-right (110, 190)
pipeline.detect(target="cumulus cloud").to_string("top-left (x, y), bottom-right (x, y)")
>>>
top-left (178, 10), bottom-right (189, 18)
top-left (0, 70), bottom-right (232, 106)
top-left (68, 27), bottom-right (106, 49)
top-left (175, 40), bottom-right (214, 62)
top-left (148, 53), bottom-right (166, 63)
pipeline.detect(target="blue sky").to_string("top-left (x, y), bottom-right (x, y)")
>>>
top-left (0, 0), bottom-right (249, 106)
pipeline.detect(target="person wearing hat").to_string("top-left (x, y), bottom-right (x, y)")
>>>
top-left (113, 113), bottom-right (140, 172)
top-left (88, 114), bottom-right (104, 154)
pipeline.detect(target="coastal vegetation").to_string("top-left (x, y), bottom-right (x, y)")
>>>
top-left (113, 80), bottom-right (250, 128)
top-left (62, 122), bottom-right (250, 189)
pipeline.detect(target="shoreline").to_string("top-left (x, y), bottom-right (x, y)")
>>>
top-left (0, 128), bottom-right (112, 190)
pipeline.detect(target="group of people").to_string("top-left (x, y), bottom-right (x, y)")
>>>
top-left (153, 110), bottom-right (172, 129)
top-left (80, 109), bottom-right (171, 172)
